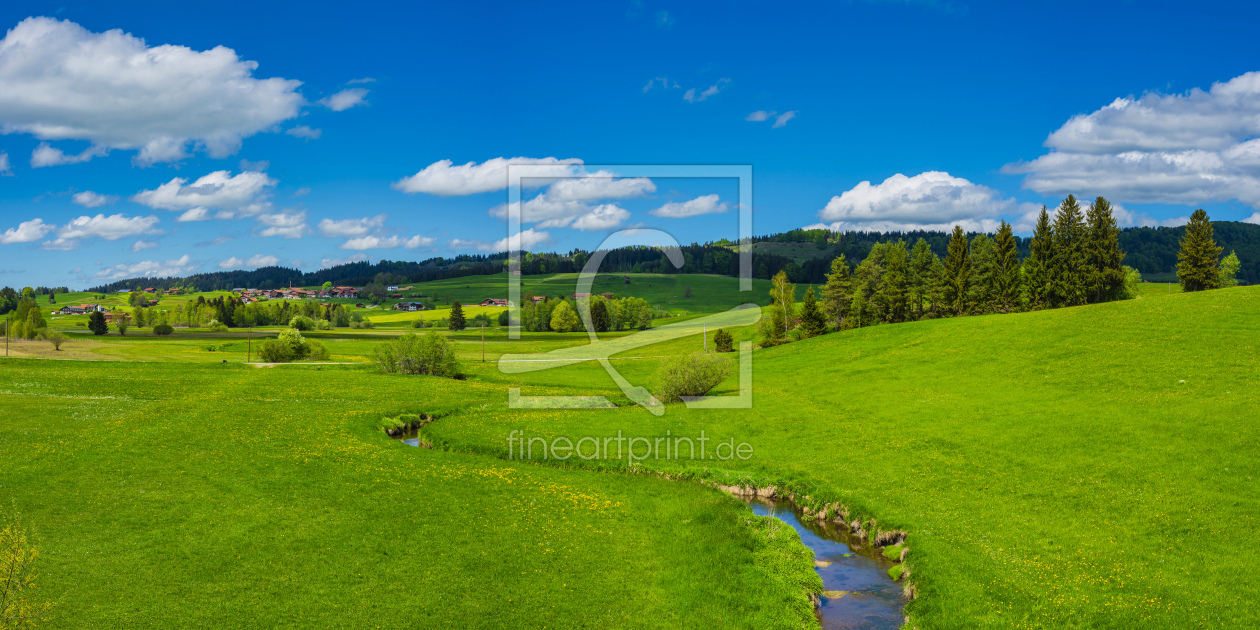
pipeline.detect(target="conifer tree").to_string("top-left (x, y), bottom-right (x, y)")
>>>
top-left (1177, 209), bottom-right (1223, 291)
top-left (992, 221), bottom-right (1022, 313)
top-left (853, 244), bottom-right (886, 323)
top-left (968, 234), bottom-right (996, 314)
top-left (1024, 206), bottom-right (1054, 310)
top-left (927, 254), bottom-right (948, 318)
top-left (799, 285), bottom-right (827, 337)
top-left (449, 301), bottom-right (466, 331)
top-left (88, 310), bottom-right (108, 335)
top-left (943, 225), bottom-right (971, 316)
top-left (878, 240), bottom-right (911, 323)
top-left (821, 254), bottom-right (853, 328)
top-left (908, 238), bottom-right (937, 320)
top-left (590, 300), bottom-right (611, 332)
top-left (1085, 196), bottom-right (1125, 303)
top-left (1052, 195), bottom-right (1089, 307)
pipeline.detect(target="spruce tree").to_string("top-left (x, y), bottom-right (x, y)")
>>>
top-left (908, 238), bottom-right (937, 320)
top-left (1052, 195), bottom-right (1089, 307)
top-left (821, 254), bottom-right (853, 328)
top-left (853, 244), bottom-right (887, 323)
top-left (1177, 209), bottom-right (1223, 291)
top-left (88, 310), bottom-right (108, 335)
top-left (943, 225), bottom-right (971, 316)
top-left (799, 285), bottom-right (827, 337)
top-left (449, 301), bottom-right (466, 331)
top-left (992, 221), bottom-right (1022, 313)
top-left (968, 234), bottom-right (996, 314)
top-left (1085, 196), bottom-right (1125, 303)
top-left (878, 240), bottom-right (911, 323)
top-left (1024, 206), bottom-right (1054, 310)
top-left (590, 300), bottom-right (611, 332)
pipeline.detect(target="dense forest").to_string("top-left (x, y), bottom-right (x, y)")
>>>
top-left (79, 220), bottom-right (1260, 294)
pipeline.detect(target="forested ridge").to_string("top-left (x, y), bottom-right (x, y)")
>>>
top-left (78, 220), bottom-right (1260, 293)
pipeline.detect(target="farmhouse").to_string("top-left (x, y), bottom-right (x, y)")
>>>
top-left (479, 298), bottom-right (508, 307)
top-left (394, 302), bottom-right (428, 312)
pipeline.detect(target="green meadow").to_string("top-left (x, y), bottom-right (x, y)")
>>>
top-left (3, 273), bottom-right (1257, 628)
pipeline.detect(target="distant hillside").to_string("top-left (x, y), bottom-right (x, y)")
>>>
top-left (77, 221), bottom-right (1260, 293)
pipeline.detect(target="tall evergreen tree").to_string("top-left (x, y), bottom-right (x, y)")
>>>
top-left (1085, 196), bottom-right (1126, 303)
top-left (590, 300), bottom-right (611, 332)
top-left (1052, 195), bottom-right (1089, 307)
top-left (449, 301), bottom-right (466, 331)
top-left (1024, 206), bottom-right (1055, 310)
top-left (853, 243), bottom-right (887, 323)
top-left (821, 254), bottom-right (853, 329)
top-left (968, 234), bottom-right (996, 314)
top-left (943, 225), bottom-right (971, 316)
top-left (878, 240), bottom-right (911, 323)
top-left (1177, 209), bottom-right (1223, 291)
top-left (992, 221), bottom-right (1022, 313)
top-left (799, 285), bottom-right (827, 337)
top-left (88, 310), bottom-right (108, 335)
top-left (908, 238), bottom-right (938, 320)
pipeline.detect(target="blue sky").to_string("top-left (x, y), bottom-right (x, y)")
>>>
top-left (2, 0), bottom-right (1260, 288)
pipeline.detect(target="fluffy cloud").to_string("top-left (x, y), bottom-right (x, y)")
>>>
top-left (649, 194), bottom-right (729, 218)
top-left (319, 252), bottom-right (369, 269)
top-left (772, 111), bottom-right (798, 128)
top-left (318, 214), bottom-right (387, 238)
top-left (176, 207), bottom-right (212, 222)
top-left (683, 79), bottom-right (730, 103)
top-left (72, 191), bottom-right (116, 208)
top-left (219, 254), bottom-right (279, 269)
top-left (320, 88), bottom-right (368, 111)
top-left (492, 171), bottom-right (653, 229)
top-left (255, 210), bottom-right (308, 238)
top-left (812, 171), bottom-right (1027, 233)
top-left (131, 239), bottom-right (158, 252)
top-left (338, 234), bottom-right (435, 250)
top-left (30, 143), bottom-right (107, 167)
top-left (569, 204), bottom-right (631, 231)
top-left (285, 125), bottom-right (322, 140)
top-left (450, 228), bottom-right (551, 253)
top-left (393, 157), bottom-right (583, 196)
top-left (745, 110), bottom-right (775, 122)
top-left (93, 254), bottom-right (197, 280)
top-left (133, 170), bottom-right (276, 212)
top-left (0, 218), bottom-right (53, 244)
top-left (0, 151), bottom-right (10, 174)
top-left (0, 17), bottom-right (304, 166)
top-left (1006, 71), bottom-right (1260, 208)
top-left (55, 213), bottom-right (161, 245)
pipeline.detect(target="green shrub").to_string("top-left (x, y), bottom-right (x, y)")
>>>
top-left (373, 332), bottom-right (461, 377)
top-left (315, 319), bottom-right (333, 330)
top-left (259, 328), bottom-right (316, 363)
top-left (412, 319), bottom-right (433, 328)
top-left (289, 315), bottom-right (315, 331)
top-left (153, 324), bottom-right (174, 336)
top-left (713, 328), bottom-right (734, 353)
top-left (308, 340), bottom-right (330, 361)
top-left (651, 353), bottom-right (734, 403)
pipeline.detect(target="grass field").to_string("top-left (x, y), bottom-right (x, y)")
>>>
top-left (4, 273), bottom-right (1256, 628)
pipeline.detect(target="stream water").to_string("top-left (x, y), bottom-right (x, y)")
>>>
top-left (747, 499), bottom-right (906, 630)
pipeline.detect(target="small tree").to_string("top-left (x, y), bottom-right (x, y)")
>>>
top-left (153, 324), bottom-right (174, 336)
top-left (373, 332), bottom-right (461, 377)
top-left (117, 321), bottom-right (129, 336)
top-left (1177, 209), bottom-right (1223, 291)
top-left (590, 300), bottom-right (611, 333)
top-left (550, 300), bottom-right (579, 332)
top-left (799, 285), bottom-right (827, 337)
top-left (289, 315), bottom-right (315, 331)
top-left (1, 509), bottom-right (53, 627)
top-left (768, 270), bottom-right (795, 341)
top-left (46, 331), bottom-right (66, 351)
top-left (88, 311), bottom-right (108, 335)
top-left (652, 353), bottom-right (733, 403)
top-left (713, 328), bottom-right (734, 353)
top-left (1219, 250), bottom-right (1241, 288)
top-left (449, 301), bottom-right (466, 331)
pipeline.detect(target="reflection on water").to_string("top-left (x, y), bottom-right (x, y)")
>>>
top-left (748, 500), bottom-right (906, 630)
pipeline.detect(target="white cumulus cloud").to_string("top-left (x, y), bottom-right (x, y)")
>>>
top-left (72, 191), bottom-right (116, 208)
top-left (0, 151), bottom-right (10, 174)
top-left (319, 252), bottom-right (369, 269)
top-left (320, 88), bottom-right (368, 111)
top-left (130, 239), bottom-right (157, 252)
top-left (338, 234), bottom-right (435, 250)
top-left (0, 218), bottom-right (53, 244)
top-left (255, 210), bottom-right (308, 239)
top-left (318, 214), bottom-right (387, 238)
top-left (54, 213), bottom-right (161, 248)
top-left (93, 254), bottom-right (197, 280)
top-left (285, 125), bottom-right (321, 140)
top-left (1006, 71), bottom-right (1260, 209)
top-left (649, 194), bottom-right (730, 218)
top-left (392, 157), bottom-right (583, 196)
top-left (219, 254), bottom-right (279, 269)
top-left (0, 17), bottom-right (304, 166)
top-left (812, 171), bottom-right (1029, 233)
top-left (132, 170), bottom-right (276, 212)
top-left (449, 228), bottom-right (550, 253)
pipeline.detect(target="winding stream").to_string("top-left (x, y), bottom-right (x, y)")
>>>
top-left (747, 499), bottom-right (907, 630)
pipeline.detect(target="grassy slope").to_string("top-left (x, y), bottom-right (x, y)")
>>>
top-left (0, 360), bottom-right (822, 629)
top-left (423, 286), bottom-right (1260, 628)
